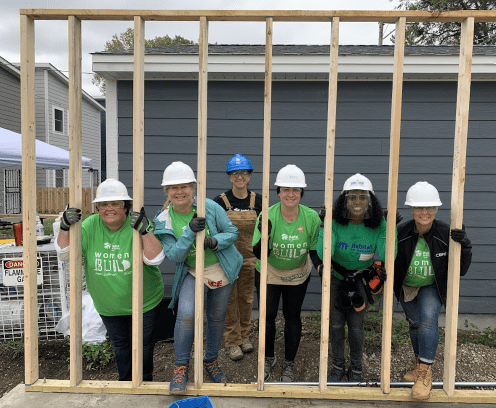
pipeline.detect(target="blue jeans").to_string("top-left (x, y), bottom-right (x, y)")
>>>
top-left (400, 284), bottom-right (443, 363)
top-left (174, 272), bottom-right (234, 365)
top-left (100, 303), bottom-right (159, 381)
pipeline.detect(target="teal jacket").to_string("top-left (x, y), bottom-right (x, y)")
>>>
top-left (153, 197), bottom-right (243, 309)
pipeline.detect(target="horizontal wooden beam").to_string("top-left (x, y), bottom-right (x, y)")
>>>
top-left (19, 9), bottom-right (496, 23)
top-left (25, 380), bottom-right (496, 403)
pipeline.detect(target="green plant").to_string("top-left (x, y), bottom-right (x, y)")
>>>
top-left (79, 340), bottom-right (114, 370)
top-left (0, 338), bottom-right (24, 360)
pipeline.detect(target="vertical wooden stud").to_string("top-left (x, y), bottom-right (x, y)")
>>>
top-left (319, 17), bottom-right (339, 392)
top-left (20, 14), bottom-right (38, 387)
top-left (132, 15), bottom-right (145, 388)
top-left (257, 16), bottom-right (273, 392)
top-left (68, 15), bottom-right (83, 387)
top-left (194, 15), bottom-right (208, 390)
top-left (443, 16), bottom-right (474, 397)
top-left (381, 16), bottom-right (405, 395)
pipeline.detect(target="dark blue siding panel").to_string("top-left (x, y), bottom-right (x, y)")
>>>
top-left (117, 80), bottom-right (496, 314)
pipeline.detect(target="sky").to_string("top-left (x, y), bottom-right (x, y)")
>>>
top-left (1, 0), bottom-right (397, 97)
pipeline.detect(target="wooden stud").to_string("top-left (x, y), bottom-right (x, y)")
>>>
top-left (257, 16), bottom-right (273, 392)
top-left (20, 14), bottom-right (38, 387)
top-left (194, 15), bottom-right (208, 390)
top-left (132, 15), bottom-right (145, 388)
top-left (443, 16), bottom-right (474, 397)
top-left (68, 15), bottom-right (83, 387)
top-left (381, 17), bottom-right (405, 395)
top-left (319, 17), bottom-right (339, 392)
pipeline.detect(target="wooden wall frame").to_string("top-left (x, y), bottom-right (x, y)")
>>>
top-left (19, 9), bottom-right (492, 403)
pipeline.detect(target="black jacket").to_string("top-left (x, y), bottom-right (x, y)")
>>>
top-left (393, 219), bottom-right (472, 306)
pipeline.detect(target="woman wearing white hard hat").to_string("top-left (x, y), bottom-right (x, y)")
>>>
top-left (213, 154), bottom-right (262, 361)
top-left (316, 173), bottom-right (396, 384)
top-left (394, 182), bottom-right (472, 400)
top-left (252, 164), bottom-right (321, 382)
top-left (152, 161), bottom-right (242, 394)
top-left (55, 179), bottom-right (165, 381)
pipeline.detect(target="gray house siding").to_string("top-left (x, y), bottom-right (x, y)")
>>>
top-left (0, 66), bottom-right (21, 134)
top-left (117, 80), bottom-right (495, 314)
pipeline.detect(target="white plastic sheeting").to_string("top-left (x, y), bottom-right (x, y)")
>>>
top-left (0, 127), bottom-right (92, 169)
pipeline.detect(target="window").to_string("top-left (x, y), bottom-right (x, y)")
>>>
top-left (53, 106), bottom-right (64, 134)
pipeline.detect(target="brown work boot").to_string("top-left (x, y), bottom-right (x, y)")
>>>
top-left (403, 356), bottom-right (419, 382)
top-left (411, 363), bottom-right (432, 400)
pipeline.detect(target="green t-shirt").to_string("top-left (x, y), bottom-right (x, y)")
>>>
top-left (252, 203), bottom-right (321, 272)
top-left (404, 237), bottom-right (435, 287)
top-left (170, 205), bottom-right (219, 268)
top-left (317, 218), bottom-right (397, 275)
top-left (81, 214), bottom-right (164, 316)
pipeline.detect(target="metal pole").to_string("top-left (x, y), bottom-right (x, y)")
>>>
top-left (256, 381), bottom-right (496, 388)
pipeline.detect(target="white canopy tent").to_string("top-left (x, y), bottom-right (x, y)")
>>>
top-left (0, 127), bottom-right (92, 168)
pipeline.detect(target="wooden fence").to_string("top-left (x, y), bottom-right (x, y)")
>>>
top-left (36, 187), bottom-right (96, 214)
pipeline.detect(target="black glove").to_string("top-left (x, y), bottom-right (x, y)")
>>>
top-left (257, 218), bottom-right (272, 236)
top-left (129, 207), bottom-right (153, 235)
top-left (367, 262), bottom-right (386, 295)
top-left (189, 213), bottom-right (206, 233)
top-left (384, 209), bottom-right (403, 225)
top-left (204, 236), bottom-right (218, 250)
top-left (450, 228), bottom-right (470, 246)
top-left (60, 206), bottom-right (81, 231)
top-left (319, 204), bottom-right (326, 222)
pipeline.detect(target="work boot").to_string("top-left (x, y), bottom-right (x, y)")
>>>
top-left (327, 364), bottom-right (345, 383)
top-left (280, 360), bottom-right (295, 382)
top-left (403, 356), bottom-right (419, 382)
top-left (411, 363), bottom-right (432, 400)
top-left (240, 339), bottom-right (254, 353)
top-left (264, 355), bottom-right (277, 381)
top-left (169, 364), bottom-right (189, 395)
top-left (347, 365), bottom-right (362, 383)
top-left (203, 359), bottom-right (227, 383)
top-left (228, 345), bottom-right (244, 361)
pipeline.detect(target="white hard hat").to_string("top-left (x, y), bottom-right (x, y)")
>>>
top-left (93, 179), bottom-right (132, 203)
top-left (161, 161), bottom-right (196, 186)
top-left (405, 182), bottom-right (442, 207)
top-left (342, 173), bottom-right (374, 194)
top-left (274, 164), bottom-right (307, 188)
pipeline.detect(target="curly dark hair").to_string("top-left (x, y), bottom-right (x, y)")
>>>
top-left (332, 192), bottom-right (384, 229)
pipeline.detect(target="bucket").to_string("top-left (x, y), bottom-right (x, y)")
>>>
top-left (13, 223), bottom-right (23, 246)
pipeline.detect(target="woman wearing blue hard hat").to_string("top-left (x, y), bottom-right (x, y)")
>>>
top-left (213, 154), bottom-right (262, 361)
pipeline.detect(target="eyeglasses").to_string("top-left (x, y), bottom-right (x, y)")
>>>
top-left (99, 202), bottom-right (124, 209)
top-left (347, 194), bottom-right (369, 202)
top-left (280, 187), bottom-right (302, 194)
top-left (413, 206), bottom-right (437, 213)
top-left (230, 170), bottom-right (250, 178)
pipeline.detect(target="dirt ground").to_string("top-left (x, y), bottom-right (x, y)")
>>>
top-left (1, 313), bottom-right (496, 398)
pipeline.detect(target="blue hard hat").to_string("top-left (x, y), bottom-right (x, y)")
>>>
top-left (226, 154), bottom-right (253, 173)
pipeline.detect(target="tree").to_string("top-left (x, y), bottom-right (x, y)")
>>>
top-left (93, 28), bottom-right (194, 95)
top-left (392, 0), bottom-right (496, 45)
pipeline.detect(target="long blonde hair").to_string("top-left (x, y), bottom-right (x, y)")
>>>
top-left (162, 183), bottom-right (196, 210)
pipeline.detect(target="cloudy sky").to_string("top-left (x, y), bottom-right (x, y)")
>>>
top-left (1, 1), bottom-right (397, 97)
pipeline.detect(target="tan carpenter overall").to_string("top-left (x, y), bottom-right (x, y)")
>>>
top-left (221, 192), bottom-right (257, 347)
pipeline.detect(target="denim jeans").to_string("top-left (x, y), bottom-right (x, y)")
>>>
top-left (255, 271), bottom-right (310, 361)
top-left (100, 303), bottom-right (159, 381)
top-left (400, 284), bottom-right (443, 363)
top-left (330, 274), bottom-right (367, 370)
top-left (174, 272), bottom-right (234, 365)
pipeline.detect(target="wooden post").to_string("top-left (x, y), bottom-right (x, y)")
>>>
top-left (132, 15), bottom-right (145, 388)
top-left (319, 17), bottom-right (339, 392)
top-left (20, 14), bottom-right (38, 387)
top-left (443, 16), bottom-right (474, 397)
top-left (68, 15), bottom-right (83, 387)
top-left (380, 16), bottom-right (405, 395)
top-left (257, 16), bottom-right (273, 392)
top-left (194, 15), bottom-right (208, 391)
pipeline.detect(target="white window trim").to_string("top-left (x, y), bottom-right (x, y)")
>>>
top-left (52, 105), bottom-right (65, 135)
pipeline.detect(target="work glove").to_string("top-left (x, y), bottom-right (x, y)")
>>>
top-left (317, 263), bottom-right (333, 277)
top-left (450, 228), bottom-right (470, 247)
top-left (60, 205), bottom-right (81, 231)
top-left (319, 204), bottom-right (326, 222)
top-left (204, 236), bottom-right (218, 251)
top-left (384, 209), bottom-right (403, 225)
top-left (367, 262), bottom-right (387, 295)
top-left (129, 207), bottom-right (153, 235)
top-left (189, 213), bottom-right (206, 233)
top-left (257, 218), bottom-right (272, 236)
